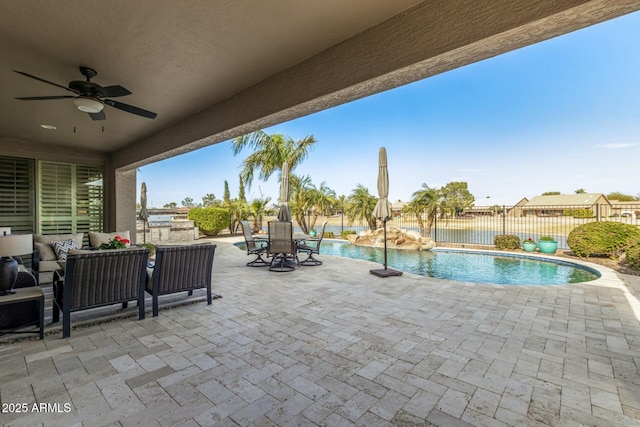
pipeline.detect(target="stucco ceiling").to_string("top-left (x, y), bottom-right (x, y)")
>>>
top-left (0, 0), bottom-right (423, 152)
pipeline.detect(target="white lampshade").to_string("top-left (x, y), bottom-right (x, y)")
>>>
top-left (73, 97), bottom-right (104, 113)
top-left (0, 234), bottom-right (33, 257)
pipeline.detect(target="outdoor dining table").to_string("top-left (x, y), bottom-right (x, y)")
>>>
top-left (252, 233), bottom-right (320, 268)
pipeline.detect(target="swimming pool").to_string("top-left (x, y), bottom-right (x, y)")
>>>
top-left (234, 240), bottom-right (600, 285)
top-left (317, 241), bottom-right (600, 285)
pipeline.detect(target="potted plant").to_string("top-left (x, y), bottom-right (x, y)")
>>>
top-left (309, 228), bottom-right (317, 237)
top-left (538, 236), bottom-right (557, 254)
top-left (522, 237), bottom-right (537, 252)
top-left (99, 235), bottom-right (130, 250)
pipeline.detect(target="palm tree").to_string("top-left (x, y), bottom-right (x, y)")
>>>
top-left (309, 181), bottom-right (336, 230)
top-left (231, 131), bottom-right (317, 188)
top-left (288, 174), bottom-right (315, 234)
top-left (404, 184), bottom-right (440, 236)
top-left (249, 197), bottom-right (271, 233)
top-left (345, 184), bottom-right (378, 231)
top-left (335, 194), bottom-right (347, 230)
top-left (225, 198), bottom-right (249, 234)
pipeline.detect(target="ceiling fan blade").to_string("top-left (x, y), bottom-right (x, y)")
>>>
top-left (104, 99), bottom-right (157, 119)
top-left (15, 96), bottom-right (77, 100)
top-left (13, 70), bottom-right (78, 94)
top-left (99, 85), bottom-right (131, 98)
top-left (89, 110), bottom-right (106, 121)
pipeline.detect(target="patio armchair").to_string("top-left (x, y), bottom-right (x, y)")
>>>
top-left (240, 220), bottom-right (269, 267)
top-left (267, 221), bottom-right (298, 272)
top-left (146, 243), bottom-right (217, 317)
top-left (297, 220), bottom-right (328, 266)
top-left (52, 248), bottom-right (149, 338)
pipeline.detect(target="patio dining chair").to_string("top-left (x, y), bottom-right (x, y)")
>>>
top-left (240, 220), bottom-right (269, 267)
top-left (297, 220), bottom-right (328, 266)
top-left (267, 220), bottom-right (298, 272)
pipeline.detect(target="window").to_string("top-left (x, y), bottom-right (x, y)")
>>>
top-left (38, 161), bottom-right (104, 237)
top-left (0, 156), bottom-right (35, 233)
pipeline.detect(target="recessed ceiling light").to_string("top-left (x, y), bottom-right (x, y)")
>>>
top-left (40, 124), bottom-right (57, 130)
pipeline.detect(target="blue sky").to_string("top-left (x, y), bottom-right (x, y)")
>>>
top-left (139, 11), bottom-right (640, 207)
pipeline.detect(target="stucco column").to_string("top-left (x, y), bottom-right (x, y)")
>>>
top-left (105, 165), bottom-right (137, 243)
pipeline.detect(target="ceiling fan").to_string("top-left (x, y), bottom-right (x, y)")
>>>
top-left (13, 66), bottom-right (157, 120)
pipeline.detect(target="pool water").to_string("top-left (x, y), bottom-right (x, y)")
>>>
top-left (319, 241), bottom-right (600, 285)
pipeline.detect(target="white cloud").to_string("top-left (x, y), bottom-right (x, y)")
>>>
top-left (595, 143), bottom-right (639, 149)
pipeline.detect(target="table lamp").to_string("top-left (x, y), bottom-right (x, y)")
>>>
top-left (0, 234), bottom-right (33, 295)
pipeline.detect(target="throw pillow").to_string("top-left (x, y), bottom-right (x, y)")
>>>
top-left (52, 239), bottom-right (78, 262)
top-left (34, 241), bottom-right (57, 261)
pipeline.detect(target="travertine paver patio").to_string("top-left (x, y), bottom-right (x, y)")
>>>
top-left (1, 238), bottom-right (639, 426)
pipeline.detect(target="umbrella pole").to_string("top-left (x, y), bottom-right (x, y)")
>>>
top-left (370, 218), bottom-right (402, 277)
top-left (383, 220), bottom-right (388, 270)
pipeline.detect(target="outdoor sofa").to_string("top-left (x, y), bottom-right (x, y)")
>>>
top-left (52, 247), bottom-right (149, 338)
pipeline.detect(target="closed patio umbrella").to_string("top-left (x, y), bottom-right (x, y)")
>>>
top-left (370, 147), bottom-right (402, 277)
top-left (138, 182), bottom-right (149, 243)
top-left (277, 162), bottom-right (292, 221)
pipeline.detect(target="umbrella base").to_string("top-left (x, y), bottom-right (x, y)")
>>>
top-left (370, 268), bottom-right (403, 277)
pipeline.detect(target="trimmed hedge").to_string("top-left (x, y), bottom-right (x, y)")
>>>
top-left (494, 234), bottom-right (521, 250)
top-left (567, 222), bottom-right (640, 258)
top-left (563, 208), bottom-right (595, 218)
top-left (340, 230), bottom-right (356, 240)
top-left (627, 243), bottom-right (640, 270)
top-left (188, 207), bottom-right (230, 236)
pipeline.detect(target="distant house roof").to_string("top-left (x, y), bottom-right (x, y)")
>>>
top-left (513, 197), bottom-right (529, 207)
top-left (391, 201), bottom-right (408, 211)
top-left (525, 193), bottom-right (609, 207)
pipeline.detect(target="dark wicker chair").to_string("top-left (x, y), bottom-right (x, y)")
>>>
top-left (240, 220), bottom-right (269, 267)
top-left (267, 221), bottom-right (298, 272)
top-left (52, 248), bottom-right (149, 338)
top-left (297, 220), bottom-right (328, 266)
top-left (146, 243), bottom-right (217, 317)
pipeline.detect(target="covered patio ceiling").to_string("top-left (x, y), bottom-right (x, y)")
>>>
top-left (1, 0), bottom-right (639, 171)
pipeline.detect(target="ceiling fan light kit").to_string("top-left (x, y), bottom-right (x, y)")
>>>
top-left (14, 66), bottom-right (156, 121)
top-left (73, 97), bottom-right (104, 113)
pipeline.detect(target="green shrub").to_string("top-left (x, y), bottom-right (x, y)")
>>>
top-left (627, 243), bottom-right (640, 270)
top-left (494, 234), bottom-right (521, 250)
top-left (188, 207), bottom-right (230, 236)
top-left (323, 231), bottom-right (335, 238)
top-left (340, 230), bottom-right (356, 240)
top-left (567, 222), bottom-right (640, 258)
top-left (563, 208), bottom-right (595, 218)
top-left (137, 243), bottom-right (156, 258)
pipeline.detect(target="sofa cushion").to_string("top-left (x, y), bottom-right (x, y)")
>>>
top-left (89, 231), bottom-right (131, 248)
top-left (34, 241), bottom-right (57, 261)
top-left (33, 233), bottom-right (84, 261)
top-left (52, 239), bottom-right (78, 262)
top-left (38, 260), bottom-right (62, 273)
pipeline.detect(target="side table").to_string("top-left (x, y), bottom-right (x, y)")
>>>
top-left (0, 287), bottom-right (45, 339)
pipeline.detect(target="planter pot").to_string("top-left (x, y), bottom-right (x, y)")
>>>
top-left (309, 230), bottom-right (317, 237)
top-left (522, 242), bottom-right (537, 252)
top-left (538, 241), bottom-right (558, 254)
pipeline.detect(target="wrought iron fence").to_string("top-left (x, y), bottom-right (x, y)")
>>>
top-left (383, 203), bottom-right (640, 249)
